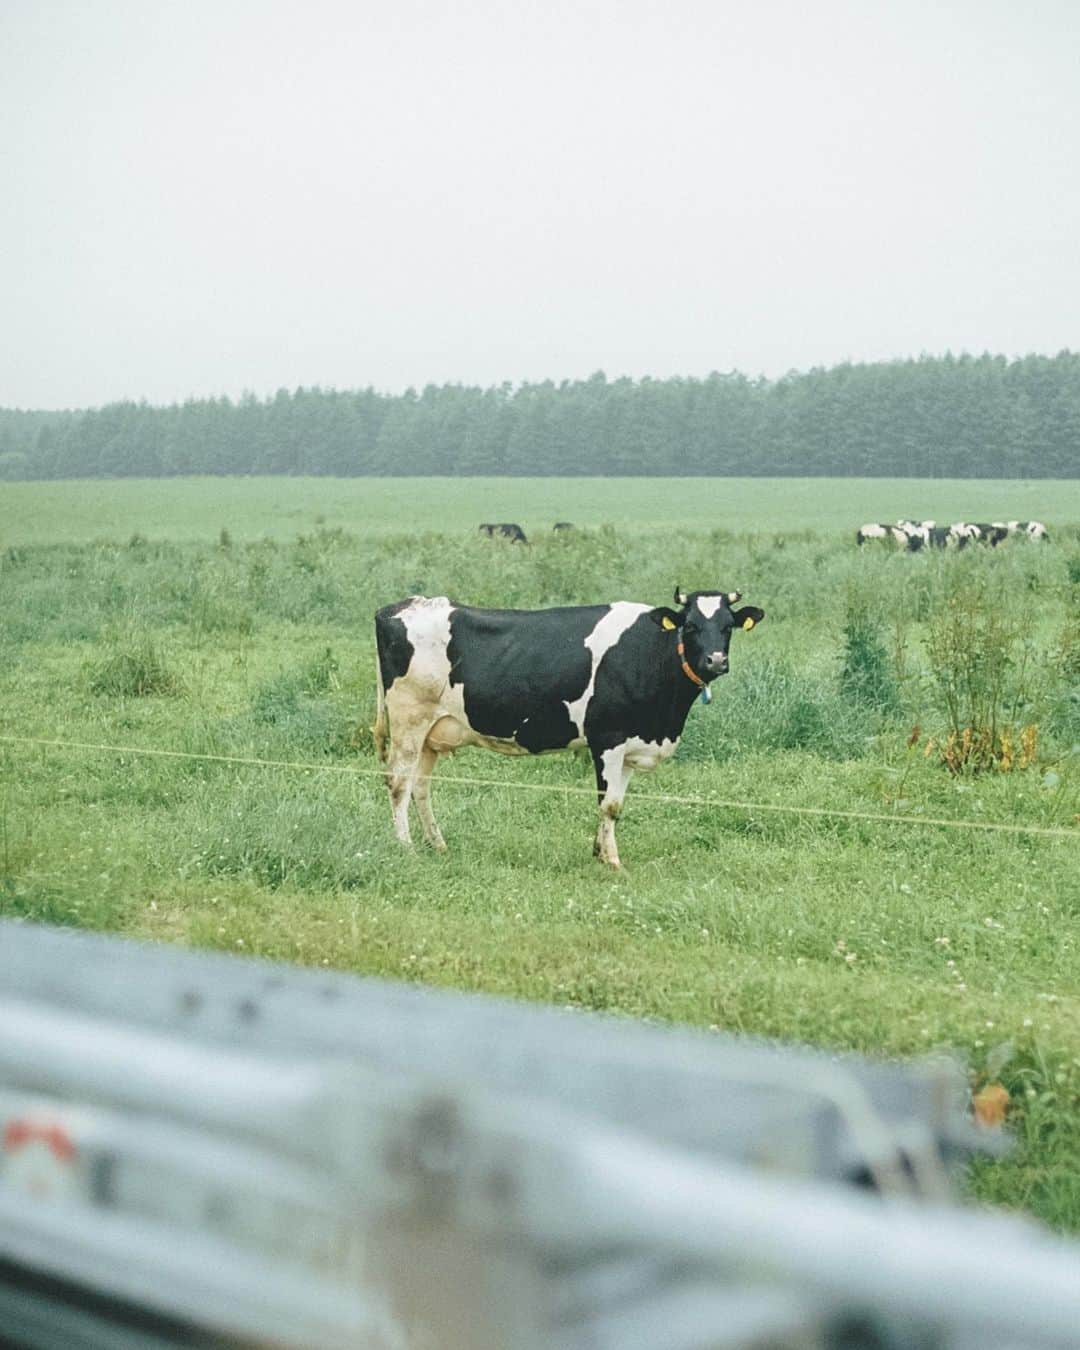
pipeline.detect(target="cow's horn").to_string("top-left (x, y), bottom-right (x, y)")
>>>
top-left (674, 585), bottom-right (688, 605)
top-left (728, 590), bottom-right (741, 603)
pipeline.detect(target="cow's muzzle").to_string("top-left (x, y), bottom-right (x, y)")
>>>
top-left (703, 651), bottom-right (729, 675)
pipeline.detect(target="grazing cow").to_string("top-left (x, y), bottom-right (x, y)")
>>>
top-left (896, 520), bottom-right (933, 551)
top-left (991, 520), bottom-right (1049, 543)
top-left (553, 521), bottom-right (575, 532)
top-left (946, 522), bottom-right (979, 548)
top-left (857, 523), bottom-right (911, 547)
top-left (969, 522), bottom-right (1010, 547)
top-left (372, 586), bottom-right (765, 868)
top-left (479, 522), bottom-right (528, 544)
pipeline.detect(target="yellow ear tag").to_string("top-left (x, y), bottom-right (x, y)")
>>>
top-left (661, 616), bottom-right (676, 631)
top-left (742, 616), bottom-right (755, 631)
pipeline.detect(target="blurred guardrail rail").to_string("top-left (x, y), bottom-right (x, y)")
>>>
top-left (0, 919), bottom-right (1078, 1350)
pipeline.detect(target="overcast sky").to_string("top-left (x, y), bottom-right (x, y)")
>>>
top-left (2, 0), bottom-right (1078, 409)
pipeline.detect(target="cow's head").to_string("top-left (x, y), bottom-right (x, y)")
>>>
top-left (651, 586), bottom-right (765, 680)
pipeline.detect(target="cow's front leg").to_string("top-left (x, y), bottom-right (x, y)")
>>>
top-left (590, 741), bottom-right (632, 869)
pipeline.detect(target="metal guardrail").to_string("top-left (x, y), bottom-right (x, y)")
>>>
top-left (0, 919), bottom-right (1075, 1350)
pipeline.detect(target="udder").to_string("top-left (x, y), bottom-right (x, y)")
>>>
top-left (425, 716), bottom-right (469, 753)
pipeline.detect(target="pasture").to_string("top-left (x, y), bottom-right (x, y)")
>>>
top-left (1, 477), bottom-right (1079, 1229)
top-left (3, 474), bottom-right (1080, 544)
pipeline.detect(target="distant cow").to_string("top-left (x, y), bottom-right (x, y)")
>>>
top-left (896, 520), bottom-right (932, 551)
top-left (856, 523), bottom-right (911, 547)
top-left (553, 521), bottom-right (575, 532)
top-left (989, 520), bottom-right (1050, 543)
top-left (1018, 520), bottom-right (1050, 542)
top-left (479, 522), bottom-right (528, 544)
top-left (373, 586), bottom-right (765, 868)
top-left (968, 522), bottom-right (1010, 547)
top-left (945, 523), bottom-right (979, 548)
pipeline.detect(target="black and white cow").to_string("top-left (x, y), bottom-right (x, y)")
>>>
top-left (969, 522), bottom-right (1010, 547)
top-left (372, 586), bottom-right (765, 867)
top-left (896, 519), bottom-right (933, 551)
top-left (1013, 520), bottom-right (1050, 542)
top-left (946, 522), bottom-right (979, 548)
top-left (479, 522), bottom-right (529, 543)
top-left (856, 523), bottom-right (911, 548)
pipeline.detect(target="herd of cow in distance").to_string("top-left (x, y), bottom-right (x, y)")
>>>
top-left (856, 518), bottom-right (1049, 549)
top-left (479, 519), bottom-right (1051, 550)
top-left (374, 510), bottom-right (1050, 863)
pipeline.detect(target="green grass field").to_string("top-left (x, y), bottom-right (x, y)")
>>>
top-left (2, 475), bottom-right (1078, 543)
top-left (2, 478), bottom-right (1079, 1228)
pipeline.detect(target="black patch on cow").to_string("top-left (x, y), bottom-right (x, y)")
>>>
top-left (446, 605), bottom-right (604, 752)
top-left (374, 601), bottom-right (415, 692)
top-left (479, 523), bottom-right (528, 543)
top-left (585, 611), bottom-right (699, 748)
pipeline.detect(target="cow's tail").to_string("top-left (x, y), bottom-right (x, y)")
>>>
top-left (372, 649), bottom-right (389, 764)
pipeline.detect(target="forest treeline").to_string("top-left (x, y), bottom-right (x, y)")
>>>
top-left (2, 351), bottom-right (1079, 480)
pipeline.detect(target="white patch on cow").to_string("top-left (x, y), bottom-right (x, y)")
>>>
top-left (595, 737), bottom-right (675, 866)
top-left (695, 594), bottom-right (725, 619)
top-left (859, 523), bottom-right (887, 540)
top-left (1027, 521), bottom-right (1047, 539)
top-left (620, 735), bottom-right (679, 771)
top-left (563, 602), bottom-right (650, 737)
top-left (397, 596), bottom-right (454, 697)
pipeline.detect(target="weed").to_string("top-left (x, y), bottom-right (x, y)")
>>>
top-left (924, 580), bottom-right (1038, 773)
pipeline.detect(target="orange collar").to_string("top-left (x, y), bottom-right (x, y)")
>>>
top-left (676, 637), bottom-right (706, 690)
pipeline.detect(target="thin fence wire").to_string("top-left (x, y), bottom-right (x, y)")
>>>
top-left (1, 733), bottom-right (1077, 842)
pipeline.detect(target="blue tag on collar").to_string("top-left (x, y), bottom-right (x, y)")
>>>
top-left (700, 685), bottom-right (712, 706)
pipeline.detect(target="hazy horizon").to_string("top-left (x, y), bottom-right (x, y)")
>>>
top-left (3, 0), bottom-right (1078, 410)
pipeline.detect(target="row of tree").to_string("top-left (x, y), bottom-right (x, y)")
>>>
top-left (2, 351), bottom-right (1079, 480)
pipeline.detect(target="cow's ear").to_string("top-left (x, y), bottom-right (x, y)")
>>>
top-left (673, 584), bottom-right (688, 606)
top-left (649, 607), bottom-right (682, 631)
top-left (732, 606), bottom-right (764, 631)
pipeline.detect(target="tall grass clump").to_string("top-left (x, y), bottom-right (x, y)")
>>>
top-left (182, 777), bottom-right (373, 891)
top-left (683, 656), bottom-right (873, 762)
top-left (87, 629), bottom-right (180, 697)
top-left (838, 593), bottom-right (899, 715)
top-left (243, 649), bottom-right (348, 757)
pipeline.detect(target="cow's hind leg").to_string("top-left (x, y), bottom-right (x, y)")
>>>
top-left (412, 743), bottom-right (447, 852)
top-left (590, 742), bottom-right (632, 869)
top-left (384, 721), bottom-right (430, 846)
